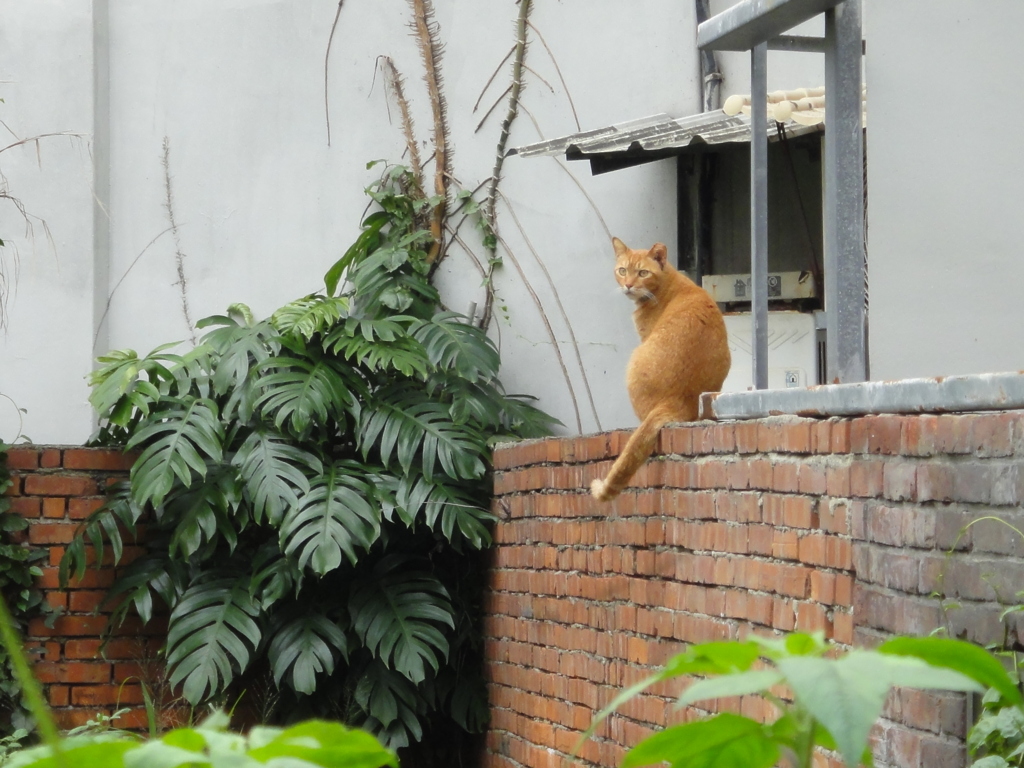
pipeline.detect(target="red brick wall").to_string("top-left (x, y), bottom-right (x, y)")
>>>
top-left (484, 412), bottom-right (1024, 768)
top-left (3, 446), bottom-right (163, 730)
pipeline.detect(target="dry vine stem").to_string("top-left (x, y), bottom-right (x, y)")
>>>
top-left (379, 56), bottom-right (424, 190)
top-left (481, 0), bottom-right (531, 328)
top-left (409, 0), bottom-right (450, 265)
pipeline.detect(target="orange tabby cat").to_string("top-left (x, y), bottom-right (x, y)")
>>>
top-left (591, 237), bottom-right (731, 502)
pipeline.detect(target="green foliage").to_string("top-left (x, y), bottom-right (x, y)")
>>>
top-left (0, 446), bottom-right (58, 742)
top-left (2, 710), bottom-right (397, 768)
top-left (64, 164), bottom-right (557, 750)
top-left (581, 633), bottom-right (1014, 768)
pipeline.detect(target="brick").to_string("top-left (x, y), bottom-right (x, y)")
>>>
top-left (797, 462), bottom-right (827, 495)
top-left (69, 590), bottom-right (112, 613)
top-left (71, 684), bottom-right (145, 707)
top-left (829, 420), bottom-right (851, 453)
top-left (734, 422), bottom-right (759, 453)
top-left (34, 662), bottom-right (111, 684)
top-left (798, 533), bottom-right (828, 567)
top-left (7, 496), bottom-right (41, 519)
top-left (772, 462), bottom-right (799, 492)
top-left (62, 449), bottom-right (137, 471)
top-left (916, 463), bottom-right (954, 502)
top-left (5, 448), bottom-right (39, 470)
top-left (935, 415), bottom-right (973, 455)
top-left (970, 413), bottom-right (1015, 458)
top-left (40, 449), bottom-right (61, 468)
top-left (883, 460), bottom-right (917, 502)
top-left (48, 685), bottom-right (70, 707)
top-left (28, 522), bottom-right (77, 545)
top-left (901, 414), bottom-right (938, 456)
top-left (23, 474), bottom-right (99, 497)
top-left (850, 459), bottom-right (883, 497)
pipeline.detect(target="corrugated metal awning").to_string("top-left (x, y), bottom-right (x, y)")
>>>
top-left (508, 108), bottom-right (823, 175)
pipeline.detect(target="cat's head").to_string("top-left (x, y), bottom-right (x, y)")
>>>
top-left (612, 237), bottom-right (668, 303)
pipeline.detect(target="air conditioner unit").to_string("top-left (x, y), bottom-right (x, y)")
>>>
top-left (720, 311), bottom-right (819, 392)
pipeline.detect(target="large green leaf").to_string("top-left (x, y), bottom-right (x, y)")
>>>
top-left (89, 344), bottom-right (182, 427)
top-left (324, 210), bottom-right (389, 296)
top-left (280, 462), bottom-right (381, 575)
top-left (165, 468), bottom-right (243, 559)
top-left (677, 669), bottom-right (784, 708)
top-left (126, 397), bottom-right (224, 509)
top-left (779, 650), bottom-right (982, 768)
top-left (254, 356), bottom-right (355, 436)
top-left (59, 480), bottom-right (143, 585)
top-left (325, 317), bottom-right (429, 378)
top-left (249, 543), bottom-right (302, 611)
top-left (268, 609), bottom-right (348, 695)
top-left (395, 475), bottom-right (494, 549)
top-left (352, 659), bottom-right (425, 749)
top-left (410, 312), bottom-right (499, 383)
top-left (358, 386), bottom-right (487, 481)
top-left (271, 295), bottom-right (349, 341)
top-left (349, 556), bottom-right (455, 684)
top-left (879, 636), bottom-right (1022, 707)
top-left (247, 719), bottom-right (398, 768)
top-left (166, 576), bottom-right (262, 705)
top-left (198, 316), bottom-right (280, 397)
top-left (231, 430), bottom-right (321, 525)
top-left (102, 550), bottom-right (186, 628)
top-left (622, 713), bottom-right (779, 768)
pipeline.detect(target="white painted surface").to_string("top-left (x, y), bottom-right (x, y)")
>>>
top-left (8, 1), bottom-right (1016, 444)
top-left (865, 0), bottom-right (1024, 381)
top-left (722, 312), bottom-right (818, 393)
top-left (0, 0), bottom-right (703, 442)
top-left (0, 1), bottom-right (97, 444)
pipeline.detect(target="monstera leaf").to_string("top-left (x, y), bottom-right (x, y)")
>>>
top-left (352, 658), bottom-right (426, 749)
top-left (395, 475), bottom-right (494, 549)
top-left (89, 343), bottom-right (182, 427)
top-left (349, 556), bottom-right (455, 684)
top-left (59, 480), bottom-right (143, 584)
top-left (126, 397), bottom-right (224, 509)
top-left (358, 386), bottom-right (487, 482)
top-left (254, 356), bottom-right (356, 436)
top-left (325, 317), bottom-right (429, 378)
top-left (280, 462), bottom-right (381, 575)
top-left (166, 575), bottom-right (262, 705)
top-left (232, 430), bottom-right (322, 525)
top-left (268, 608), bottom-right (349, 695)
top-left (410, 312), bottom-right (499, 383)
top-left (165, 468), bottom-right (243, 559)
top-left (271, 295), bottom-right (350, 341)
top-left (197, 314), bottom-right (280, 396)
top-left (101, 550), bottom-right (187, 627)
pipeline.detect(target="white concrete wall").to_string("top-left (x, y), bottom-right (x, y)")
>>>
top-left (0, 0), bottom-right (705, 443)
top-left (865, 0), bottom-right (1024, 381)
top-left (0, 0), bottom-right (98, 444)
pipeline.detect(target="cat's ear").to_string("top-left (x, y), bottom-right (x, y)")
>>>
top-left (649, 243), bottom-right (668, 267)
top-left (612, 237), bottom-right (629, 257)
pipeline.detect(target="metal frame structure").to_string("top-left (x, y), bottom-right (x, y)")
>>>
top-left (698, 0), bottom-right (865, 388)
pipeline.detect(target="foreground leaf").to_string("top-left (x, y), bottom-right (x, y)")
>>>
top-left (623, 713), bottom-right (779, 768)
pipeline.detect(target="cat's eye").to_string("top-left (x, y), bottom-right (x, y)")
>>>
top-left (638, 270), bottom-right (651, 277)
top-left (617, 268), bottom-right (627, 275)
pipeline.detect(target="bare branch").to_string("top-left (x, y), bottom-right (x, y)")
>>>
top-left (324, 0), bottom-right (346, 146)
top-left (474, 84), bottom-right (512, 134)
top-left (527, 20), bottom-right (581, 131)
top-left (497, 189), bottom-right (601, 430)
top-left (495, 231), bottom-right (582, 432)
top-left (472, 46), bottom-right (515, 112)
top-left (161, 137), bottom-right (197, 346)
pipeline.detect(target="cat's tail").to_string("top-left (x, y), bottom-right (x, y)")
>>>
top-left (590, 406), bottom-right (676, 502)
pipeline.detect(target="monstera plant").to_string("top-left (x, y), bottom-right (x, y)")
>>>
top-left (62, 164), bottom-right (556, 750)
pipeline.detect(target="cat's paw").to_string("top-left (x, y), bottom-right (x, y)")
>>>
top-left (590, 478), bottom-right (619, 502)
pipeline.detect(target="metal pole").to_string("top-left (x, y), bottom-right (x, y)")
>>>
top-left (750, 42), bottom-right (769, 390)
top-left (823, 0), bottom-right (866, 383)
